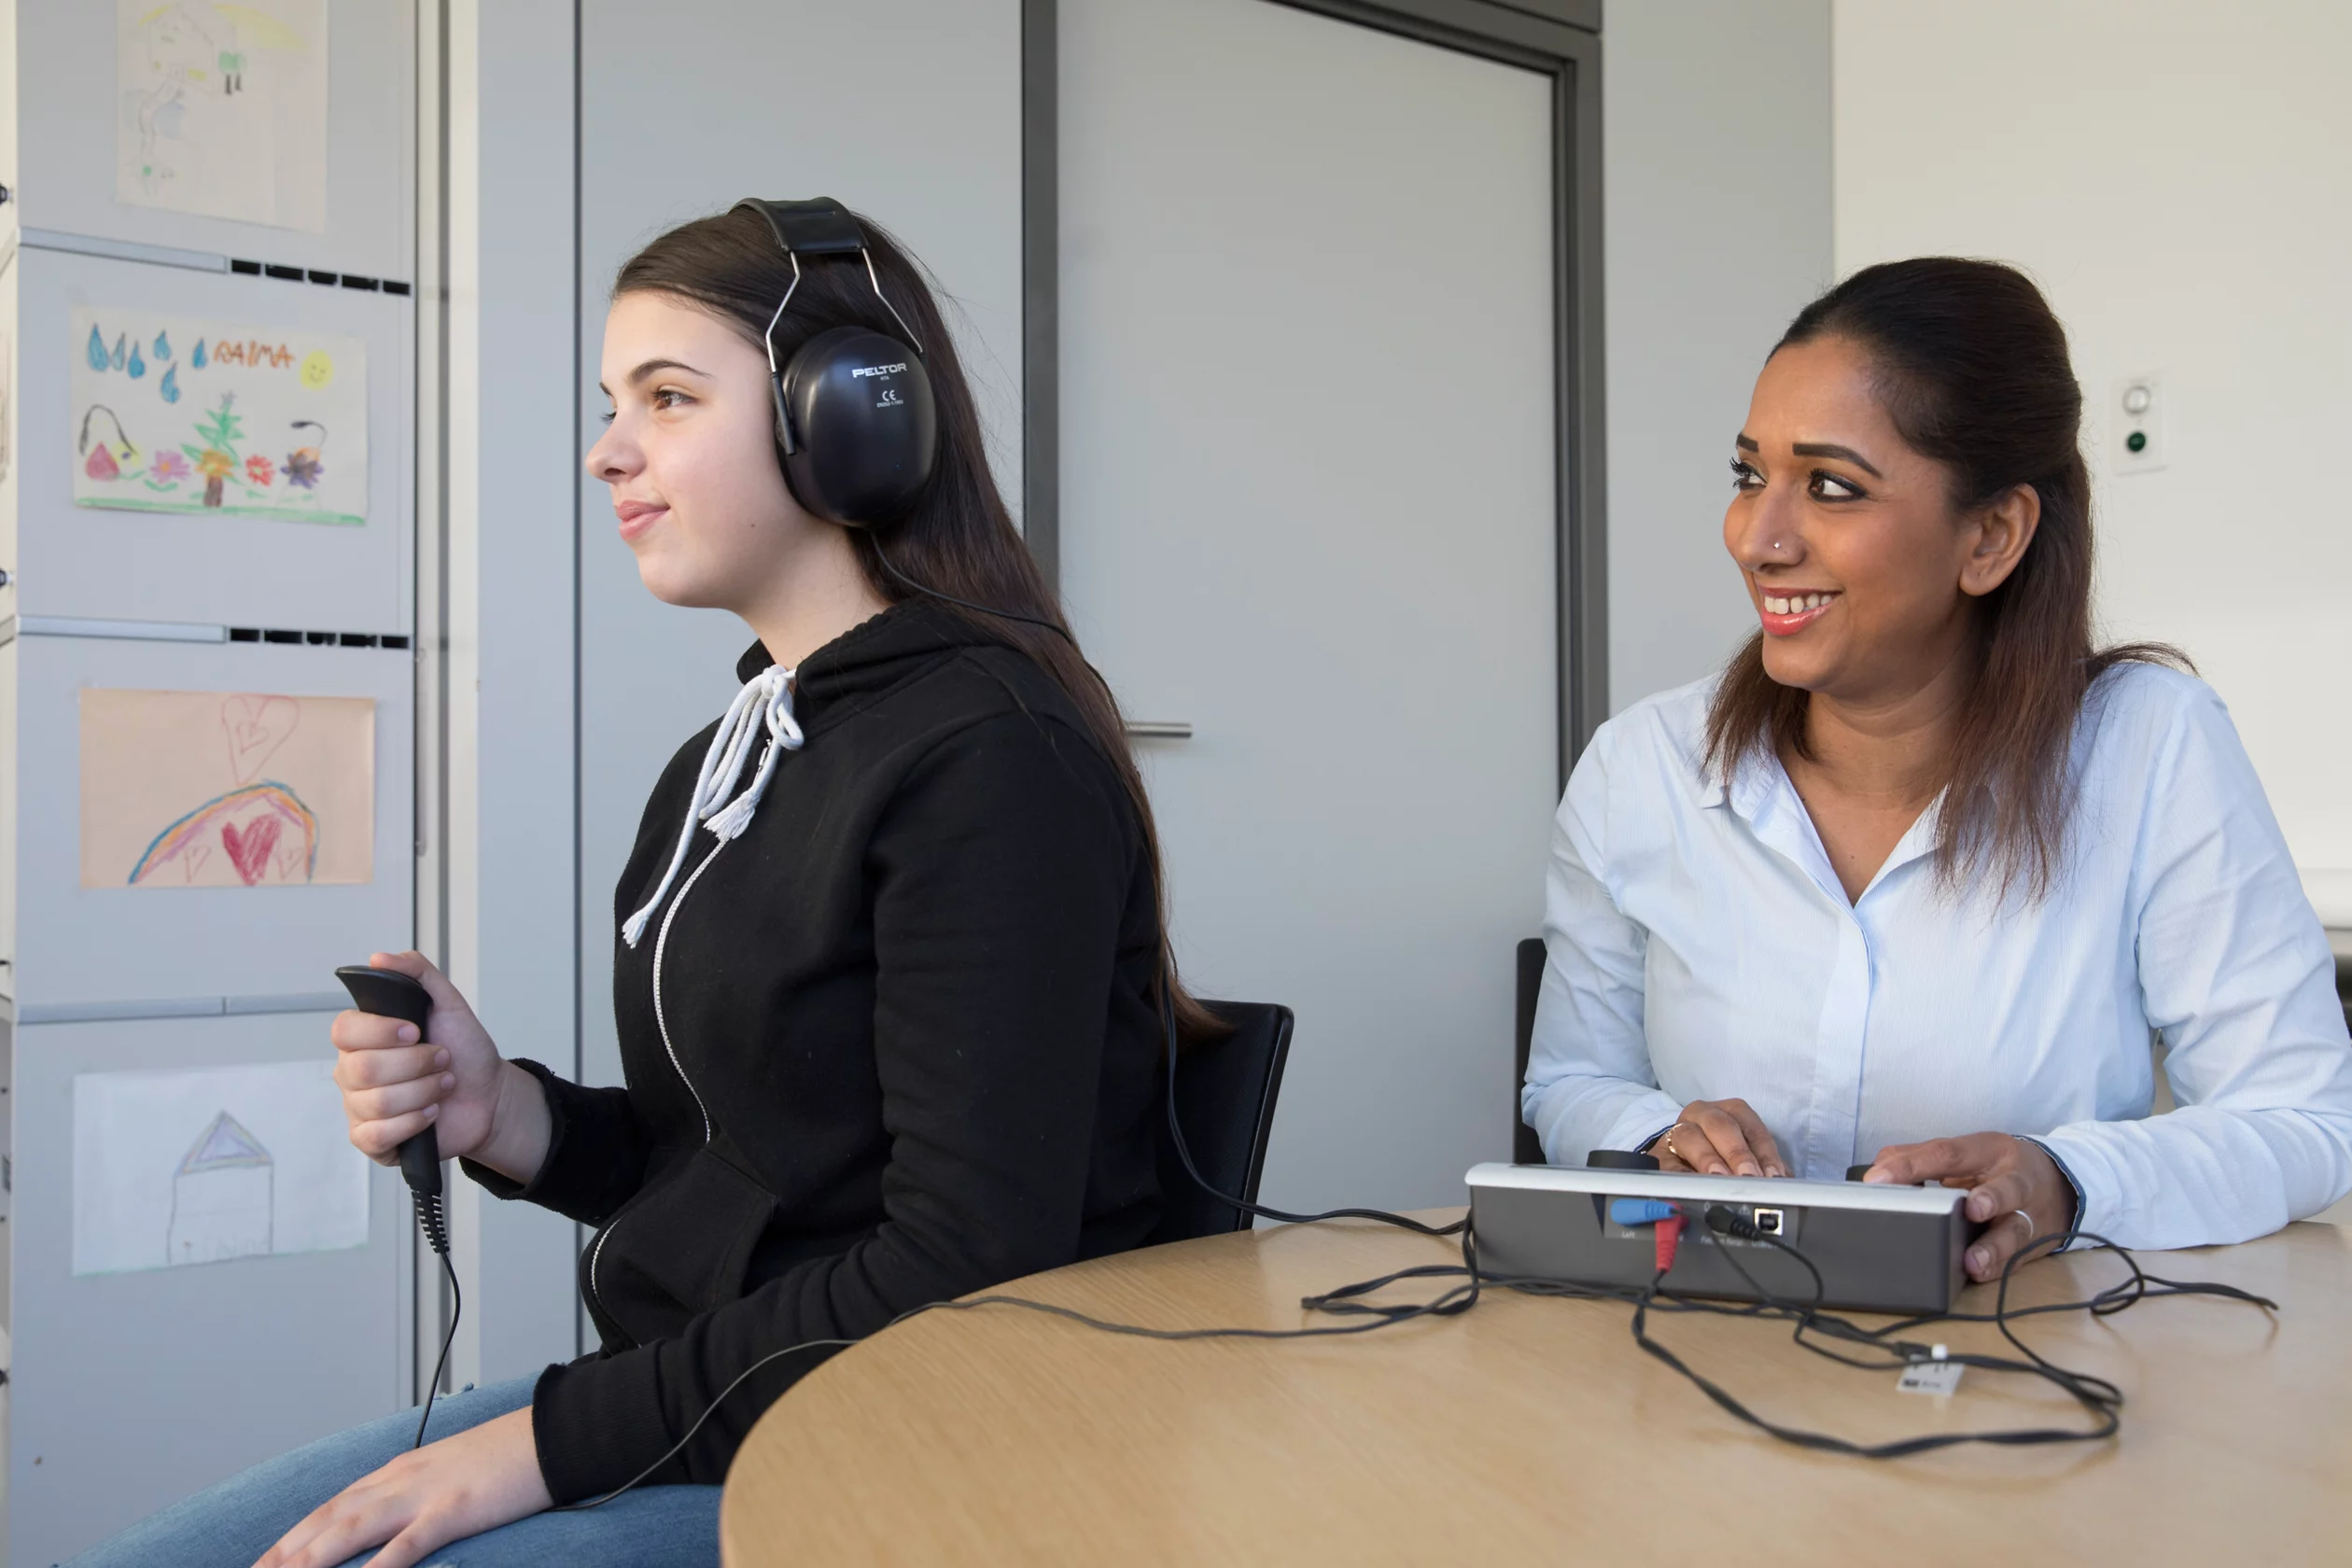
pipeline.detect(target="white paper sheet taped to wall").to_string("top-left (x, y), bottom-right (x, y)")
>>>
top-left (72, 305), bottom-right (368, 525)
top-left (116, 0), bottom-right (329, 231)
top-left (74, 1058), bottom-right (371, 1276)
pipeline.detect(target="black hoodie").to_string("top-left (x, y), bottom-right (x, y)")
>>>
top-left (465, 601), bottom-right (1165, 1503)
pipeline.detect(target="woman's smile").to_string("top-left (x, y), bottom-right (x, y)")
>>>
top-left (1756, 586), bottom-right (1841, 636)
top-left (613, 497), bottom-right (668, 542)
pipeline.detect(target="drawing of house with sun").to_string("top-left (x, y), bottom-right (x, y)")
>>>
top-left (166, 1110), bottom-right (275, 1267)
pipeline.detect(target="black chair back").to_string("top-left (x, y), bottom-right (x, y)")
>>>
top-left (1513, 937), bottom-right (1546, 1164)
top-left (1148, 1000), bottom-right (1295, 1245)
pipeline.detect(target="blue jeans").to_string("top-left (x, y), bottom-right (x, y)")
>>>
top-left (64, 1377), bottom-right (721, 1568)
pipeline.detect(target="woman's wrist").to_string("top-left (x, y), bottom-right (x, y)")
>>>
top-left (470, 1060), bottom-right (555, 1188)
top-left (2013, 1135), bottom-right (2083, 1239)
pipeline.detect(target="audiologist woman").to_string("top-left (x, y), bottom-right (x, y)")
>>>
top-left (74, 202), bottom-right (1204, 1567)
top-left (1524, 259), bottom-right (2352, 1279)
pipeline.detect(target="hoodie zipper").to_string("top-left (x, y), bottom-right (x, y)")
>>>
top-left (587, 839), bottom-right (724, 1332)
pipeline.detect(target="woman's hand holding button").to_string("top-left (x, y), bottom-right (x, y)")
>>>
top-left (330, 949), bottom-right (550, 1183)
top-left (1655, 1099), bottom-right (1789, 1179)
top-left (1863, 1133), bottom-right (2073, 1282)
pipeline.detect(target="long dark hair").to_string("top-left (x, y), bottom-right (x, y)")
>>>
top-left (1703, 258), bottom-right (2183, 902)
top-left (615, 204), bottom-right (1219, 1037)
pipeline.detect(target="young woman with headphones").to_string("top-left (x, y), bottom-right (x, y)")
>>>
top-left (75, 201), bottom-right (1212, 1568)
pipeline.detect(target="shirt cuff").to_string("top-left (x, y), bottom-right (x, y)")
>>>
top-left (2014, 1135), bottom-right (2086, 1252)
top-left (1586, 1090), bottom-right (1688, 1165)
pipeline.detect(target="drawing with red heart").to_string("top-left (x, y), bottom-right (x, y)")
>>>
top-left (220, 694), bottom-right (300, 785)
top-left (130, 783), bottom-right (317, 886)
top-left (219, 815), bottom-right (285, 885)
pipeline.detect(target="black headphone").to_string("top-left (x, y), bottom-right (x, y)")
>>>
top-left (733, 197), bottom-right (939, 527)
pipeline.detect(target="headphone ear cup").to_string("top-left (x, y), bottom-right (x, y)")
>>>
top-left (777, 326), bottom-right (939, 527)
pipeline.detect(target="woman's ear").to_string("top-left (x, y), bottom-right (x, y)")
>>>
top-left (1958, 483), bottom-right (2041, 598)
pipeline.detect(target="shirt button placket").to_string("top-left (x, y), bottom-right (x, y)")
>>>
top-left (1800, 911), bottom-right (1874, 1177)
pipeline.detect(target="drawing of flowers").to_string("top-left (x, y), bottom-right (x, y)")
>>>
top-left (146, 449), bottom-right (192, 490)
top-left (245, 453), bottom-right (274, 487)
top-left (194, 447), bottom-right (236, 506)
top-left (283, 419), bottom-right (330, 495)
top-left (181, 394), bottom-right (245, 509)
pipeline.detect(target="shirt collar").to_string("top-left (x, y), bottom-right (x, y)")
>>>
top-left (1687, 745), bottom-right (1771, 819)
top-left (1706, 744), bottom-right (1947, 904)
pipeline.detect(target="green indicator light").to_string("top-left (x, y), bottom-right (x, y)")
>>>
top-left (2125, 431), bottom-right (2148, 454)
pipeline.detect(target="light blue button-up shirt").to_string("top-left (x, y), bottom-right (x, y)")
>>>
top-left (1521, 664), bottom-right (2352, 1250)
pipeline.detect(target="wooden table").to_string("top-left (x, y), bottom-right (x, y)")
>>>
top-left (721, 1212), bottom-right (2351, 1565)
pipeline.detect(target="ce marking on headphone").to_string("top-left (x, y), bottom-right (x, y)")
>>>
top-left (852, 360), bottom-right (911, 409)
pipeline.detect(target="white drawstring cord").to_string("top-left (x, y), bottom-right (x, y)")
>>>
top-left (621, 665), bottom-right (804, 947)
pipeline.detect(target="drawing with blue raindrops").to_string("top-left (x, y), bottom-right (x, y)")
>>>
top-left (69, 305), bottom-right (367, 525)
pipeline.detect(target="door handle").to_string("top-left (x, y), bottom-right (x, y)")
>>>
top-left (1123, 721), bottom-right (1193, 740)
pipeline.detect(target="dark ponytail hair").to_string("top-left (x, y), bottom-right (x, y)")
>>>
top-left (615, 204), bottom-right (1220, 1038)
top-left (1703, 257), bottom-right (2183, 902)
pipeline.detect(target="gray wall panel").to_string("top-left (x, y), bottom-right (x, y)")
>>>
top-left (15, 246), bottom-right (414, 631)
top-left (456, 0), bottom-right (590, 1386)
top-left (11, 1012), bottom-right (406, 1565)
top-left (1603, 0), bottom-right (1831, 712)
top-left (12, 0), bottom-right (416, 278)
top-left (13, 634), bottom-right (413, 1009)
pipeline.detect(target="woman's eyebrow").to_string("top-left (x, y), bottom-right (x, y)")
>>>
top-left (624, 357), bottom-right (707, 385)
top-left (1790, 441), bottom-right (1883, 478)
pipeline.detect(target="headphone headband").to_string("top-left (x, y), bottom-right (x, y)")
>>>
top-left (733, 197), bottom-right (867, 259)
top-left (733, 197), bottom-right (926, 358)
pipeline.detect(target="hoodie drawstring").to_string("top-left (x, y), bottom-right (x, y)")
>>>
top-left (621, 665), bottom-right (804, 947)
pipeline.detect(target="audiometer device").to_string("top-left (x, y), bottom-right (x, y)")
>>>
top-left (1467, 1161), bottom-right (1981, 1314)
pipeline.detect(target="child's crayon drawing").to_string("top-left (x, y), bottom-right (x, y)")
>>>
top-left (71, 306), bottom-right (367, 525)
top-left (117, 0), bottom-right (328, 231)
top-left (79, 687), bottom-right (375, 889)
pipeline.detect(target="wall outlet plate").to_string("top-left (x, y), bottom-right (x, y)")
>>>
top-left (2112, 371), bottom-right (2166, 476)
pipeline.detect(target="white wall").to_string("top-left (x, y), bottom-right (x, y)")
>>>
top-left (1835, 0), bottom-right (2352, 907)
top-left (1603, 0), bottom-right (1833, 713)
